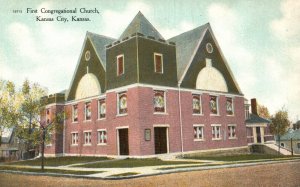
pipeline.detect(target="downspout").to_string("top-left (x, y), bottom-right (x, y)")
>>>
top-left (63, 106), bottom-right (66, 156)
top-left (178, 82), bottom-right (184, 155)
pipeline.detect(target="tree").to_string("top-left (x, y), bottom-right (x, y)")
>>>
top-left (270, 108), bottom-right (291, 155)
top-left (257, 104), bottom-right (271, 119)
top-left (0, 80), bottom-right (20, 147)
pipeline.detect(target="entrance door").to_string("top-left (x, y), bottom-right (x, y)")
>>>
top-left (256, 127), bottom-right (261, 143)
top-left (118, 129), bottom-right (129, 155)
top-left (154, 127), bottom-right (168, 154)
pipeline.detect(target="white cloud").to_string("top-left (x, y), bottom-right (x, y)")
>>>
top-left (269, 0), bottom-right (300, 119)
top-left (101, 1), bottom-right (151, 38)
top-left (159, 21), bottom-right (196, 39)
top-left (0, 49), bottom-right (13, 80)
top-left (271, 0), bottom-right (300, 41)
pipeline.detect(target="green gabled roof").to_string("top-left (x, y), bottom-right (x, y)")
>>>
top-left (87, 32), bottom-right (115, 69)
top-left (168, 24), bottom-right (209, 82)
top-left (119, 11), bottom-right (164, 40)
top-left (276, 129), bottom-right (300, 141)
top-left (246, 114), bottom-right (271, 124)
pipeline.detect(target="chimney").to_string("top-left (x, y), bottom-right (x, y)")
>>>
top-left (251, 98), bottom-right (258, 115)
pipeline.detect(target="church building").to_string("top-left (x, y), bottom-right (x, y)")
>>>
top-left (43, 12), bottom-right (248, 156)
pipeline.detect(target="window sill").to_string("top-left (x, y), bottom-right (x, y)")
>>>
top-left (116, 114), bottom-right (128, 117)
top-left (154, 112), bottom-right (168, 115)
top-left (212, 138), bottom-right (222, 141)
top-left (84, 120), bottom-right (92, 123)
top-left (71, 144), bottom-right (78, 146)
top-left (226, 114), bottom-right (235, 117)
top-left (229, 137), bottom-right (237, 140)
top-left (192, 113), bottom-right (203, 116)
top-left (72, 121), bottom-right (78, 124)
top-left (97, 118), bottom-right (106, 121)
top-left (97, 143), bottom-right (107, 146)
top-left (194, 139), bottom-right (205, 142)
top-left (210, 114), bottom-right (220, 116)
top-left (46, 144), bottom-right (52, 147)
top-left (83, 144), bottom-right (92, 146)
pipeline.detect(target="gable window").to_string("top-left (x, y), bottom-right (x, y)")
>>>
top-left (212, 125), bottom-right (221, 140)
top-left (118, 92), bottom-right (127, 115)
top-left (71, 132), bottom-right (78, 145)
top-left (193, 125), bottom-right (204, 141)
top-left (153, 90), bottom-right (165, 113)
top-left (84, 131), bottom-right (92, 145)
top-left (98, 99), bottom-right (106, 119)
top-left (72, 105), bottom-right (78, 122)
top-left (85, 102), bottom-right (91, 121)
top-left (209, 95), bottom-right (218, 115)
top-left (97, 130), bottom-right (107, 145)
top-left (228, 125), bottom-right (236, 139)
top-left (226, 97), bottom-right (234, 115)
top-left (154, 53), bottom-right (163, 73)
top-left (192, 94), bottom-right (202, 114)
top-left (117, 55), bottom-right (124, 76)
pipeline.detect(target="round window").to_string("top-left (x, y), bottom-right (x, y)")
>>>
top-left (85, 50), bottom-right (91, 61)
top-left (206, 43), bottom-right (213, 53)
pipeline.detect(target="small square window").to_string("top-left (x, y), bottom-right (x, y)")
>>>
top-left (71, 133), bottom-right (78, 145)
top-left (226, 98), bottom-right (234, 115)
top-left (98, 99), bottom-right (106, 119)
top-left (154, 53), bottom-right (163, 73)
top-left (85, 102), bottom-right (91, 121)
top-left (117, 55), bottom-right (124, 76)
top-left (72, 105), bottom-right (78, 122)
top-left (118, 92), bottom-right (127, 115)
top-left (210, 96), bottom-right (218, 115)
top-left (194, 126), bottom-right (204, 140)
top-left (212, 125), bottom-right (221, 140)
top-left (97, 130), bottom-right (107, 144)
top-left (153, 90), bottom-right (165, 113)
top-left (84, 132), bottom-right (92, 145)
top-left (228, 125), bottom-right (236, 138)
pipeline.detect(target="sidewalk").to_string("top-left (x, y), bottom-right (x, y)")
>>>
top-left (1, 157), bottom-right (300, 179)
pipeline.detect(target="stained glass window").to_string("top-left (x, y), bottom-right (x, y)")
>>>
top-left (210, 96), bottom-right (218, 115)
top-left (192, 94), bottom-right (201, 114)
top-left (85, 102), bottom-right (91, 120)
top-left (98, 99), bottom-right (106, 119)
top-left (154, 90), bottom-right (165, 113)
top-left (118, 92), bottom-right (127, 114)
top-left (226, 97), bottom-right (233, 115)
top-left (72, 105), bottom-right (78, 122)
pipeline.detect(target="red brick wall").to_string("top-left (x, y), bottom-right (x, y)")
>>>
top-left (63, 86), bottom-right (248, 156)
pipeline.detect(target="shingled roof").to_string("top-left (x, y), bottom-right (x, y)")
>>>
top-left (119, 11), bottom-right (164, 40)
top-left (276, 129), bottom-right (300, 141)
top-left (87, 32), bottom-right (115, 70)
top-left (246, 114), bottom-right (270, 124)
top-left (168, 24), bottom-right (209, 81)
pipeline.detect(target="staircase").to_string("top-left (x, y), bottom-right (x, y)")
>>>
top-left (264, 143), bottom-right (292, 155)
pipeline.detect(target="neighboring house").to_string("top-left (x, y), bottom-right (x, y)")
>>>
top-left (43, 12), bottom-right (249, 157)
top-left (0, 128), bottom-right (19, 160)
top-left (293, 120), bottom-right (300, 130)
top-left (276, 129), bottom-right (300, 154)
top-left (245, 99), bottom-right (273, 144)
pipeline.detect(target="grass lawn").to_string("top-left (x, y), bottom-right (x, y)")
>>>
top-left (0, 166), bottom-right (103, 175)
top-left (74, 158), bottom-right (197, 168)
top-left (109, 172), bottom-right (140, 177)
top-left (7, 156), bottom-right (111, 166)
top-left (184, 154), bottom-right (300, 161)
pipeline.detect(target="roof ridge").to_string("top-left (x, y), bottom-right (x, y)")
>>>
top-left (167, 23), bottom-right (210, 41)
top-left (86, 31), bottom-right (116, 40)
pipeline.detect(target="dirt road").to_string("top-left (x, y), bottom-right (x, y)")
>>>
top-left (0, 161), bottom-right (299, 187)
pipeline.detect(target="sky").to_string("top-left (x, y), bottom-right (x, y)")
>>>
top-left (0, 0), bottom-right (299, 121)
